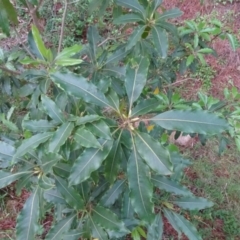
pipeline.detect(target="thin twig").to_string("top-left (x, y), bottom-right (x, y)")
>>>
top-left (163, 78), bottom-right (200, 88)
top-left (13, 27), bottom-right (35, 59)
top-left (0, 66), bottom-right (21, 75)
top-left (25, 0), bottom-right (42, 31)
top-left (58, 0), bottom-right (68, 54)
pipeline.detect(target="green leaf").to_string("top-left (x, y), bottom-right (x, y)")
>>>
top-left (0, 141), bottom-right (15, 168)
top-left (45, 214), bottom-right (76, 240)
top-left (0, 114), bottom-right (18, 132)
top-left (197, 48), bottom-right (213, 54)
top-left (150, 110), bottom-right (229, 134)
top-left (22, 119), bottom-right (56, 133)
top-left (56, 44), bottom-right (82, 59)
top-left (55, 176), bottom-right (84, 210)
top-left (76, 115), bottom-right (102, 125)
top-left (153, 0), bottom-right (163, 11)
top-left (113, 13), bottom-right (145, 24)
top-left (152, 176), bottom-right (193, 196)
top-left (44, 188), bottom-right (66, 204)
top-left (135, 132), bottom-right (173, 175)
top-left (131, 98), bottom-right (159, 117)
top-left (87, 26), bottom-right (101, 62)
top-left (172, 211), bottom-right (202, 240)
top-left (105, 133), bottom-right (122, 183)
top-left (100, 179), bottom-right (126, 207)
top-left (41, 153), bottom-right (62, 173)
top-left (16, 187), bottom-right (41, 240)
top-left (126, 26), bottom-right (145, 51)
top-left (186, 55), bottom-right (194, 67)
top-left (74, 127), bottom-right (102, 148)
top-left (104, 48), bottom-right (127, 66)
top-left (125, 57), bottom-right (150, 111)
top-left (53, 163), bottom-right (71, 178)
top-left (55, 58), bottom-right (82, 66)
top-left (163, 209), bottom-right (182, 237)
top-left (49, 122), bottom-right (74, 153)
top-left (0, 0), bottom-right (18, 35)
top-left (194, 34), bottom-right (199, 48)
top-left (88, 214), bottom-right (109, 240)
top-left (172, 196), bottom-right (214, 210)
top-left (87, 120), bottom-right (111, 140)
top-left (121, 189), bottom-right (134, 219)
top-left (128, 145), bottom-right (154, 223)
top-left (62, 230), bottom-right (85, 240)
top-left (31, 25), bottom-right (51, 61)
top-left (69, 139), bottom-right (113, 185)
top-left (50, 72), bottom-right (114, 110)
top-left (0, 170), bottom-right (32, 188)
top-left (92, 205), bottom-right (129, 235)
top-left (14, 132), bottom-right (53, 160)
top-left (116, 0), bottom-right (146, 17)
top-left (106, 89), bottom-right (120, 111)
top-left (157, 8), bottom-right (183, 21)
top-left (152, 26), bottom-right (168, 58)
top-left (147, 214), bottom-right (163, 240)
top-left (226, 33), bottom-right (236, 51)
top-left (41, 95), bottom-right (66, 124)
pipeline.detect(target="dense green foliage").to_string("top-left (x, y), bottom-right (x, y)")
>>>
top-left (0, 0), bottom-right (239, 239)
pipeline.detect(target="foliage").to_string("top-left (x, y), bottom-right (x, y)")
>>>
top-left (0, 0), bottom-right (238, 239)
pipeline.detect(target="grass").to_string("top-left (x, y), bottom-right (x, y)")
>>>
top-left (181, 139), bottom-right (240, 239)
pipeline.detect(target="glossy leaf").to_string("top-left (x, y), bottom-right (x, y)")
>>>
top-left (41, 95), bottom-right (66, 124)
top-left (152, 26), bottom-right (168, 58)
top-left (49, 122), bottom-right (74, 153)
top-left (22, 119), bottom-right (56, 133)
top-left (126, 26), bottom-right (145, 51)
top-left (163, 209), bottom-right (182, 237)
top-left (0, 170), bottom-right (32, 189)
top-left (113, 13), bottom-right (144, 24)
top-left (150, 110), bottom-right (229, 134)
top-left (125, 57), bottom-right (150, 111)
top-left (14, 132), bottom-right (53, 160)
top-left (87, 26), bottom-right (101, 62)
top-left (74, 127), bottom-right (102, 148)
top-left (152, 176), bottom-right (193, 196)
top-left (62, 230), bottom-right (85, 240)
top-left (55, 176), bottom-right (84, 210)
top-left (105, 133), bottom-right (122, 183)
top-left (0, 141), bottom-right (15, 168)
top-left (50, 72), bottom-right (114, 110)
top-left (55, 58), bottom-right (82, 66)
top-left (100, 179), bottom-right (126, 207)
top-left (106, 89), bottom-right (120, 111)
top-left (87, 120), bottom-right (111, 140)
top-left (121, 189), bottom-right (134, 219)
top-left (127, 146), bottom-right (154, 223)
top-left (157, 8), bottom-right (183, 21)
top-left (55, 44), bottom-right (82, 59)
top-left (153, 0), bottom-right (163, 11)
top-left (135, 132), bottom-right (173, 175)
top-left (45, 214), bottom-right (76, 240)
top-left (44, 188), bottom-right (66, 204)
top-left (172, 196), bottom-right (214, 210)
top-left (31, 25), bottom-right (51, 61)
top-left (172, 211), bottom-right (202, 240)
top-left (16, 187), bottom-right (41, 240)
top-left (69, 139), bottom-right (113, 185)
top-left (76, 115), bottom-right (102, 125)
top-left (0, 0), bottom-right (18, 35)
top-left (88, 214), bottom-right (109, 240)
top-left (147, 214), bottom-right (163, 240)
top-left (116, 0), bottom-right (145, 16)
top-left (92, 205), bottom-right (129, 235)
top-left (131, 98), bottom-right (159, 117)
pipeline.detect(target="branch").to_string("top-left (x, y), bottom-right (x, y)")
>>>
top-left (58, 0), bottom-right (68, 54)
top-left (0, 66), bottom-right (21, 75)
